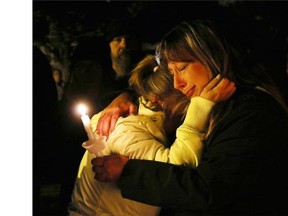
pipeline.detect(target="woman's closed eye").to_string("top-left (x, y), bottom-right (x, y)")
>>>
top-left (178, 65), bottom-right (188, 73)
top-left (168, 62), bottom-right (188, 75)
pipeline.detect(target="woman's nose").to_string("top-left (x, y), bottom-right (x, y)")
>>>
top-left (173, 74), bottom-right (185, 91)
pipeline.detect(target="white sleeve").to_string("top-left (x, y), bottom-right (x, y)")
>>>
top-left (182, 96), bottom-right (215, 133)
top-left (167, 96), bottom-right (215, 166)
top-left (107, 97), bottom-right (214, 168)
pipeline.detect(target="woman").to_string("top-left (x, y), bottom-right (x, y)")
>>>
top-left (92, 20), bottom-right (288, 215)
top-left (68, 54), bottom-right (233, 216)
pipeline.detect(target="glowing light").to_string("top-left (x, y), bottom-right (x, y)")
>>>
top-left (78, 104), bottom-right (88, 116)
top-left (77, 103), bottom-right (94, 141)
top-left (76, 103), bottom-right (106, 157)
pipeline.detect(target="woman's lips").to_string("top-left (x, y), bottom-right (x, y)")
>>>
top-left (185, 86), bottom-right (195, 97)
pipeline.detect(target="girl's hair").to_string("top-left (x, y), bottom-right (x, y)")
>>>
top-left (156, 20), bottom-right (287, 111)
top-left (129, 54), bottom-right (189, 118)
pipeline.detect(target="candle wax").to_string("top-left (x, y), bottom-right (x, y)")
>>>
top-left (81, 114), bottom-right (95, 141)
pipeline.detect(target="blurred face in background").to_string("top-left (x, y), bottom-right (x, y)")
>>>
top-left (109, 35), bottom-right (140, 78)
top-left (52, 69), bottom-right (62, 84)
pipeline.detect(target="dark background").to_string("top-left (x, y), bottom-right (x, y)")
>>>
top-left (33, 0), bottom-right (288, 97)
top-left (33, 1), bottom-right (288, 215)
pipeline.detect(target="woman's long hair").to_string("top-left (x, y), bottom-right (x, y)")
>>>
top-left (156, 20), bottom-right (287, 112)
top-left (156, 20), bottom-right (288, 135)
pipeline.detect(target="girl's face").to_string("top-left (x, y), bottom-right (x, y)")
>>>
top-left (148, 95), bottom-right (164, 109)
top-left (168, 61), bottom-right (213, 98)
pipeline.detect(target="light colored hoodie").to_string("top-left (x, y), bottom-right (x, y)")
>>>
top-left (68, 96), bottom-right (214, 216)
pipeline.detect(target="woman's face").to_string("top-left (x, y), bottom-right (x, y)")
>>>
top-left (168, 61), bottom-right (213, 98)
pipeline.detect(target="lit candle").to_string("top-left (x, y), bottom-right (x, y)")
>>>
top-left (78, 104), bottom-right (95, 141)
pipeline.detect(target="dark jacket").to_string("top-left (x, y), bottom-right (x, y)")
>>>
top-left (118, 87), bottom-right (288, 215)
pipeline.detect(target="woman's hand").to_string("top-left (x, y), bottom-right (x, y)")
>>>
top-left (200, 75), bottom-right (236, 102)
top-left (97, 92), bottom-right (138, 138)
top-left (92, 155), bottom-right (129, 182)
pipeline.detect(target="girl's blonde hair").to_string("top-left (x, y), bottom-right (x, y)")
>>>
top-left (129, 55), bottom-right (189, 119)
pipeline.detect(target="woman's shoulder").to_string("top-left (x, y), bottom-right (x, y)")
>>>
top-left (235, 87), bottom-right (287, 113)
top-left (217, 87), bottom-right (288, 127)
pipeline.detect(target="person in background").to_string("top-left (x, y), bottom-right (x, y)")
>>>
top-left (33, 14), bottom-right (65, 215)
top-left (63, 37), bottom-right (106, 114)
top-left (68, 54), bottom-right (235, 216)
top-left (58, 17), bottom-right (144, 207)
top-left (92, 20), bottom-right (288, 215)
top-left (97, 16), bottom-right (144, 108)
top-left (58, 37), bottom-right (106, 211)
top-left (52, 68), bottom-right (65, 101)
top-left (57, 16), bottom-right (145, 212)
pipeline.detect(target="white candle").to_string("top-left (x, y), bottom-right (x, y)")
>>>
top-left (78, 104), bottom-right (94, 141)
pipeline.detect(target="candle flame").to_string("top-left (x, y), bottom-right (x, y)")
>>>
top-left (78, 104), bottom-right (88, 116)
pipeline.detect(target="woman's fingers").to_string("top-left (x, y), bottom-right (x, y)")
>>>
top-left (201, 75), bottom-right (236, 102)
top-left (203, 74), bottom-right (222, 91)
top-left (97, 111), bottom-right (112, 138)
top-left (91, 155), bottom-right (129, 182)
top-left (96, 92), bottom-right (137, 138)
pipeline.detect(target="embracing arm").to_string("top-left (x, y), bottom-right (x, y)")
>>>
top-left (164, 75), bottom-right (235, 165)
top-left (96, 91), bottom-right (138, 138)
top-left (96, 75), bottom-right (234, 138)
top-left (167, 97), bottom-right (214, 166)
top-left (116, 91), bottom-right (288, 213)
top-left (149, 96), bottom-right (215, 166)
top-left (106, 96), bottom-right (214, 167)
